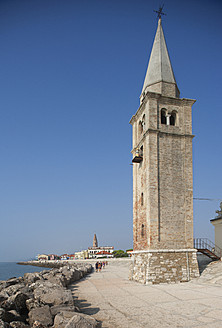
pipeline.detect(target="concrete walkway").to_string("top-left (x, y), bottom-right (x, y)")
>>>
top-left (70, 259), bottom-right (222, 328)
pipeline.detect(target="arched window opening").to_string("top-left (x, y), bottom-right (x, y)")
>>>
top-left (170, 112), bottom-right (176, 126)
top-left (138, 121), bottom-right (143, 135)
top-left (141, 224), bottom-right (145, 237)
top-left (141, 193), bottom-right (144, 206)
top-left (161, 109), bottom-right (167, 124)
top-left (142, 114), bottom-right (145, 127)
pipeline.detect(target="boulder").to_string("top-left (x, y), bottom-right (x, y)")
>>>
top-left (28, 306), bottom-right (52, 327)
top-left (42, 276), bottom-right (64, 287)
top-left (1, 292), bottom-right (29, 315)
top-left (9, 322), bottom-right (30, 328)
top-left (0, 308), bottom-right (5, 320)
top-left (55, 268), bottom-right (82, 287)
top-left (23, 274), bottom-right (41, 285)
top-left (14, 293), bottom-right (29, 315)
top-left (25, 300), bottom-right (39, 312)
top-left (1, 296), bottom-right (16, 311)
top-left (4, 285), bottom-right (25, 298)
top-left (4, 279), bottom-right (22, 289)
top-left (50, 305), bottom-right (75, 317)
top-left (33, 282), bottom-right (73, 307)
top-left (65, 313), bottom-right (98, 328)
top-left (32, 322), bottom-right (46, 328)
top-left (0, 295), bottom-right (7, 305)
top-left (41, 270), bottom-right (59, 281)
top-left (0, 319), bottom-right (9, 328)
top-left (53, 311), bottom-right (76, 328)
top-left (1, 309), bottom-right (23, 323)
top-left (0, 279), bottom-right (21, 293)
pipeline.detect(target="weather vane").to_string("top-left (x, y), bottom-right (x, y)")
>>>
top-left (154, 4), bottom-right (166, 19)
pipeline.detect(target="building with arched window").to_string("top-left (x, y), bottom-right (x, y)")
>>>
top-left (130, 17), bottom-right (199, 284)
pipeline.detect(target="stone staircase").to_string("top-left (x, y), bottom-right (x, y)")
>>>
top-left (194, 238), bottom-right (222, 260)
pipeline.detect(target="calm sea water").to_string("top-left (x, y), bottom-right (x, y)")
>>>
top-left (0, 262), bottom-right (51, 281)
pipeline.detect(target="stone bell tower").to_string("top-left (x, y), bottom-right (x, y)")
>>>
top-left (93, 234), bottom-right (98, 248)
top-left (129, 16), bottom-right (199, 284)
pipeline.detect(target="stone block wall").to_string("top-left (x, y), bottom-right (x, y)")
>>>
top-left (129, 249), bottom-right (200, 284)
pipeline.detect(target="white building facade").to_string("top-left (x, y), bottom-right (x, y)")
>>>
top-left (88, 246), bottom-right (114, 259)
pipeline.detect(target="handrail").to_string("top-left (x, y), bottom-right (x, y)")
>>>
top-left (194, 238), bottom-right (222, 259)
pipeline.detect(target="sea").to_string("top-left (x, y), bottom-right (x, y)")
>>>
top-left (0, 262), bottom-right (51, 281)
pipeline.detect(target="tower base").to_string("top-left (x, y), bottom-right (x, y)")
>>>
top-left (129, 249), bottom-right (199, 284)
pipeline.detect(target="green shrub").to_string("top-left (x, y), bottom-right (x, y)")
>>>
top-left (113, 250), bottom-right (129, 258)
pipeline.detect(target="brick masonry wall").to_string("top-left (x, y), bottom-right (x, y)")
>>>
top-left (131, 93), bottom-right (196, 251)
top-left (129, 250), bottom-right (200, 284)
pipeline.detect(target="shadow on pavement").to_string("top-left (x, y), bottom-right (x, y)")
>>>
top-left (75, 298), bottom-right (100, 315)
top-left (74, 298), bottom-right (102, 327)
top-left (69, 270), bottom-right (103, 327)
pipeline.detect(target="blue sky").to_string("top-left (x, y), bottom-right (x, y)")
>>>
top-left (0, 0), bottom-right (221, 261)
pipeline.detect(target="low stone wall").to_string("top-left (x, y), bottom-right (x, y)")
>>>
top-left (129, 249), bottom-right (200, 284)
top-left (0, 263), bottom-right (99, 328)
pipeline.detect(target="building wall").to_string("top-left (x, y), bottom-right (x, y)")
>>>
top-left (88, 246), bottom-right (114, 258)
top-left (75, 250), bottom-right (88, 259)
top-left (129, 250), bottom-right (199, 284)
top-left (215, 223), bottom-right (222, 249)
top-left (131, 93), bottom-right (195, 251)
top-left (211, 219), bottom-right (222, 250)
top-left (38, 254), bottom-right (49, 260)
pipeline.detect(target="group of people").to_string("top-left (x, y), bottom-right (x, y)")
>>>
top-left (95, 260), bottom-right (108, 272)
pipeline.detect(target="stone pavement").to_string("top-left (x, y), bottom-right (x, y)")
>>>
top-left (70, 259), bottom-right (222, 328)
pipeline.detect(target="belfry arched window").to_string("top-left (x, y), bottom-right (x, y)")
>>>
top-left (142, 114), bottom-right (145, 127)
top-left (161, 109), bottom-right (167, 124)
top-left (141, 224), bottom-right (145, 237)
top-left (139, 114), bottom-right (145, 135)
top-left (138, 121), bottom-right (143, 135)
top-left (170, 112), bottom-right (176, 126)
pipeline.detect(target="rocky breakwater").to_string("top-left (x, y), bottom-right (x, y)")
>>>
top-left (0, 264), bottom-right (99, 328)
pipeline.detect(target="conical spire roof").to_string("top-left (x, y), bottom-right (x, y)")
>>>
top-left (141, 18), bottom-right (179, 99)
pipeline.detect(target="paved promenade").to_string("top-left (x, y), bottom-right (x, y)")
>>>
top-left (70, 259), bottom-right (222, 328)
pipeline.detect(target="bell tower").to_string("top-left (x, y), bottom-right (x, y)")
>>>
top-left (93, 234), bottom-right (98, 248)
top-left (129, 15), bottom-right (199, 284)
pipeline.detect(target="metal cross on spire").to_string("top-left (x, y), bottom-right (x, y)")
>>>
top-left (154, 5), bottom-right (166, 19)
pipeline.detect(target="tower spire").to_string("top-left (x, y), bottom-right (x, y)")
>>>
top-left (141, 13), bottom-right (180, 102)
